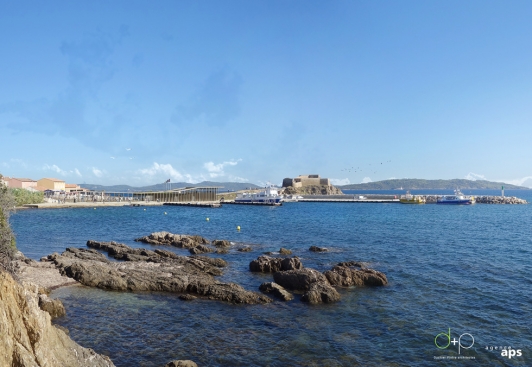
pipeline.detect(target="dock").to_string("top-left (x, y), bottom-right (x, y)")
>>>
top-left (163, 202), bottom-right (221, 208)
top-left (298, 198), bottom-right (399, 203)
top-left (222, 201), bottom-right (282, 206)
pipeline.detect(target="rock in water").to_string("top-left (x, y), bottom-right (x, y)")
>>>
top-left (165, 361), bottom-right (198, 367)
top-left (249, 255), bottom-right (303, 273)
top-left (259, 282), bottom-right (294, 301)
top-left (279, 247), bottom-right (292, 255)
top-left (272, 268), bottom-right (328, 291)
top-left (38, 294), bottom-right (66, 319)
top-left (188, 245), bottom-right (213, 255)
top-left (301, 282), bottom-right (340, 304)
top-left (212, 239), bottom-right (231, 248)
top-left (134, 232), bottom-right (209, 248)
top-left (309, 246), bottom-right (328, 252)
top-left (324, 264), bottom-right (387, 287)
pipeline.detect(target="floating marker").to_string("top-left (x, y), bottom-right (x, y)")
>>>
top-left (206, 218), bottom-right (210, 221)
top-left (164, 212), bottom-right (167, 215)
top-left (144, 209), bottom-right (146, 211)
top-left (94, 208), bottom-right (96, 210)
top-left (237, 226), bottom-right (241, 231)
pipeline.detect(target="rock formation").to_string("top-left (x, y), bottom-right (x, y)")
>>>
top-left (309, 246), bottom-right (328, 252)
top-left (324, 263), bottom-right (388, 287)
top-left (259, 282), bottom-right (294, 301)
top-left (134, 232), bottom-right (209, 248)
top-left (46, 242), bottom-right (271, 305)
top-left (282, 185), bottom-right (344, 196)
top-left (0, 270), bottom-right (115, 366)
top-left (249, 255), bottom-right (303, 273)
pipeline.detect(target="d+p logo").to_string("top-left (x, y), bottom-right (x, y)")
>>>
top-left (435, 328), bottom-right (475, 354)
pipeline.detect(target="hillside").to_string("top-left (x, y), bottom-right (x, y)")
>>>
top-left (79, 181), bottom-right (260, 193)
top-left (339, 179), bottom-right (528, 190)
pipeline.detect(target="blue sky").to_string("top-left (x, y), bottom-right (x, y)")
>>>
top-left (1, 1), bottom-right (532, 187)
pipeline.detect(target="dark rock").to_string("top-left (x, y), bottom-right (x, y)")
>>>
top-left (336, 261), bottom-right (367, 268)
top-left (309, 246), bottom-right (328, 252)
top-left (263, 252), bottom-right (274, 255)
top-left (165, 361), bottom-right (198, 367)
top-left (279, 248), bottom-right (292, 255)
top-left (324, 265), bottom-right (387, 287)
top-left (237, 246), bottom-right (252, 252)
top-left (212, 239), bottom-right (231, 248)
top-left (38, 294), bottom-right (66, 319)
top-left (188, 245), bottom-right (213, 255)
top-left (216, 248), bottom-right (229, 254)
top-left (50, 242), bottom-right (270, 305)
top-left (249, 256), bottom-right (303, 273)
top-left (301, 282), bottom-right (340, 304)
top-left (134, 232), bottom-right (209, 248)
top-left (259, 282), bottom-right (294, 301)
top-left (273, 268), bottom-right (328, 291)
top-left (179, 294), bottom-right (197, 301)
top-left (189, 255), bottom-right (227, 268)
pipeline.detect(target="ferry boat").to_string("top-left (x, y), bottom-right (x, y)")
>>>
top-left (399, 191), bottom-right (426, 204)
top-left (436, 190), bottom-right (475, 205)
top-left (235, 185), bottom-right (283, 204)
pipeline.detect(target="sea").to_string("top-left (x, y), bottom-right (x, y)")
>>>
top-left (10, 189), bottom-right (532, 367)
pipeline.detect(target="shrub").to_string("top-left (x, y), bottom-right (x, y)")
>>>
top-left (0, 174), bottom-right (16, 272)
top-left (9, 188), bottom-right (44, 206)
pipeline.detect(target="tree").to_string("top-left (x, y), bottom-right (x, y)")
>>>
top-left (0, 174), bottom-right (16, 273)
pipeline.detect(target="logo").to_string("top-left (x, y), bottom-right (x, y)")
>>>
top-left (501, 347), bottom-right (522, 359)
top-left (435, 328), bottom-right (475, 355)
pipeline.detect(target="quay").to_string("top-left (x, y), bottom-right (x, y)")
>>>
top-left (222, 201), bottom-right (282, 206)
top-left (298, 198), bottom-right (399, 203)
top-left (164, 202), bottom-right (221, 208)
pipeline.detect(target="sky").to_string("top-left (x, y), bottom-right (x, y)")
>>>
top-left (1, 1), bottom-right (532, 187)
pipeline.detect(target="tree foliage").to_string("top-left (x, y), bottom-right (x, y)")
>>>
top-left (9, 188), bottom-right (44, 206)
top-left (0, 174), bottom-right (17, 272)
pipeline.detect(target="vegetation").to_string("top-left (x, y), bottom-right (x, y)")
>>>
top-left (9, 188), bottom-right (44, 206)
top-left (0, 174), bottom-right (17, 273)
top-left (339, 179), bottom-right (528, 190)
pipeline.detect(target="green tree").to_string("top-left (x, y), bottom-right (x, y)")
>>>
top-left (0, 174), bottom-right (16, 273)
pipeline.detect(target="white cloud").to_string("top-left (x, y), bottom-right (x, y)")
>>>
top-left (137, 162), bottom-right (200, 184)
top-left (465, 172), bottom-right (486, 181)
top-left (330, 178), bottom-right (351, 186)
top-left (43, 164), bottom-right (67, 176)
top-left (361, 177), bottom-right (372, 183)
top-left (203, 159), bottom-right (241, 178)
top-left (228, 175), bottom-right (249, 183)
top-left (92, 167), bottom-right (103, 178)
top-left (74, 168), bottom-right (82, 177)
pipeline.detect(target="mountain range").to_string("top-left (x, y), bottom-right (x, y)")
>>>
top-left (338, 179), bottom-right (529, 190)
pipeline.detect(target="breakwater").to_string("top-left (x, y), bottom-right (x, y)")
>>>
top-left (422, 195), bottom-right (527, 204)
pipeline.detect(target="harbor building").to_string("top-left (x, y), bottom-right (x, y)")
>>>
top-left (4, 177), bottom-right (38, 189)
top-left (132, 187), bottom-right (219, 202)
top-left (282, 174), bottom-right (331, 188)
top-left (37, 178), bottom-right (66, 191)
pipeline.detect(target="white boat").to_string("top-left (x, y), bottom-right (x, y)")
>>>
top-left (437, 190), bottom-right (475, 205)
top-left (235, 185), bottom-right (283, 203)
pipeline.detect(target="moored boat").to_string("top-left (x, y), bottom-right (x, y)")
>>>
top-left (436, 190), bottom-right (475, 205)
top-left (235, 185), bottom-right (283, 204)
top-left (400, 191), bottom-right (425, 204)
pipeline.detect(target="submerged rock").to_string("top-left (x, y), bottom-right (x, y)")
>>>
top-left (279, 247), bottom-right (292, 255)
top-left (237, 246), bottom-right (252, 252)
top-left (165, 360), bottom-right (198, 367)
top-left (249, 255), bottom-right (303, 273)
top-left (309, 246), bottom-right (328, 252)
top-left (324, 263), bottom-right (387, 287)
top-left (259, 282), bottom-right (294, 301)
top-left (188, 245), bottom-right (213, 255)
top-left (179, 294), bottom-right (197, 301)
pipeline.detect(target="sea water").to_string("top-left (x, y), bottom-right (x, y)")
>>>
top-left (10, 190), bottom-right (532, 366)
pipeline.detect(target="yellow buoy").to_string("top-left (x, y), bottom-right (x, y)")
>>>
top-left (206, 218), bottom-right (210, 221)
top-left (237, 226), bottom-right (241, 231)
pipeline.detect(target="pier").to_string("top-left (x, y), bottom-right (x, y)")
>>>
top-left (222, 201), bottom-right (282, 206)
top-left (163, 202), bottom-right (221, 208)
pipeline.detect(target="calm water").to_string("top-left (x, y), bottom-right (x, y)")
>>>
top-left (11, 190), bottom-right (532, 366)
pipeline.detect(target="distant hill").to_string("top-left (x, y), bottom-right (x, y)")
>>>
top-left (79, 181), bottom-right (261, 193)
top-left (339, 179), bottom-right (529, 190)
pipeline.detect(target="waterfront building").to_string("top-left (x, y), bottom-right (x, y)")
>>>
top-left (37, 178), bottom-right (66, 191)
top-left (5, 177), bottom-right (38, 189)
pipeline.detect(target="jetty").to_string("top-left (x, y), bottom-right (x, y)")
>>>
top-left (164, 202), bottom-right (221, 208)
top-left (222, 201), bottom-right (282, 206)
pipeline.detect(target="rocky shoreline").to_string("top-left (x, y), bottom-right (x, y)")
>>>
top-left (9, 231), bottom-right (389, 366)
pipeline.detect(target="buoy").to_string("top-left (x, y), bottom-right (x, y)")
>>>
top-left (206, 218), bottom-right (210, 221)
top-left (94, 208), bottom-right (96, 210)
top-left (144, 209), bottom-right (146, 211)
top-left (237, 226), bottom-right (241, 231)
top-left (164, 212), bottom-right (167, 215)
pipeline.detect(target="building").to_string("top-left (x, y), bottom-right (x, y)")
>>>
top-left (37, 178), bottom-right (66, 191)
top-left (5, 177), bottom-right (38, 189)
top-left (65, 184), bottom-right (88, 193)
top-left (282, 174), bottom-right (331, 188)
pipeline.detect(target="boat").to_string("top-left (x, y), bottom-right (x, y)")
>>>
top-left (436, 190), bottom-right (475, 205)
top-left (235, 185), bottom-right (283, 204)
top-left (399, 191), bottom-right (426, 204)
top-left (282, 194), bottom-right (304, 202)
